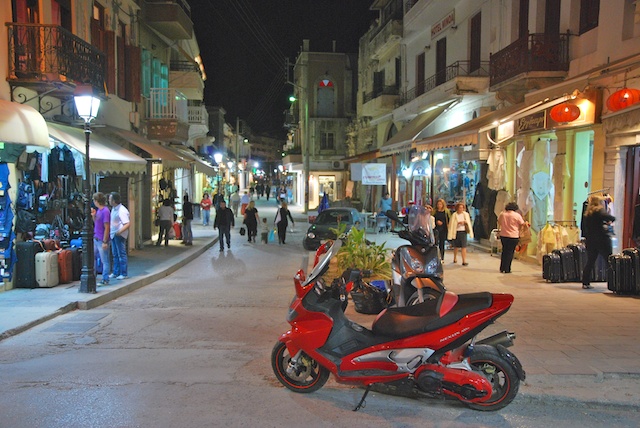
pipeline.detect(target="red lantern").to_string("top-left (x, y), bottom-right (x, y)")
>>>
top-left (549, 103), bottom-right (581, 123)
top-left (607, 88), bottom-right (640, 112)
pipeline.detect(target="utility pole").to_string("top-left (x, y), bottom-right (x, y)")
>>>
top-left (286, 57), bottom-right (310, 214)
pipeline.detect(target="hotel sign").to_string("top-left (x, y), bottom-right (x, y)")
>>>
top-left (431, 10), bottom-right (455, 39)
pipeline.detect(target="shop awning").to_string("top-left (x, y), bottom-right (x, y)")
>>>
top-left (0, 100), bottom-right (51, 149)
top-left (380, 101), bottom-right (457, 155)
top-left (169, 146), bottom-right (216, 176)
top-left (413, 103), bottom-right (527, 152)
top-left (97, 127), bottom-right (191, 170)
top-left (47, 122), bottom-right (146, 175)
top-left (344, 149), bottom-right (379, 163)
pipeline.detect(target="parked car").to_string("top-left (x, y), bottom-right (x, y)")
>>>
top-left (303, 207), bottom-right (362, 251)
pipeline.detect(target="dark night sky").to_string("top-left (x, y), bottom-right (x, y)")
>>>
top-left (189, 0), bottom-right (377, 136)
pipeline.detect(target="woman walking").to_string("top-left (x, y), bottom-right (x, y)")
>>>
top-left (432, 199), bottom-right (450, 262)
top-left (243, 200), bottom-right (259, 243)
top-left (497, 202), bottom-right (526, 273)
top-left (581, 195), bottom-right (615, 289)
top-left (447, 202), bottom-right (473, 265)
top-left (275, 201), bottom-right (295, 244)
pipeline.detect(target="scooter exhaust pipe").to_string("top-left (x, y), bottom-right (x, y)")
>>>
top-left (476, 331), bottom-right (516, 348)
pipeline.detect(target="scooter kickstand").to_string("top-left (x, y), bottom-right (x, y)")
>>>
top-left (353, 385), bottom-right (372, 411)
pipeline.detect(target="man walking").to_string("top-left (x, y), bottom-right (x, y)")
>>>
top-left (214, 199), bottom-right (234, 251)
top-left (109, 192), bottom-right (130, 280)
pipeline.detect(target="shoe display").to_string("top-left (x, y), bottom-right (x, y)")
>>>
top-left (116, 275), bottom-right (128, 280)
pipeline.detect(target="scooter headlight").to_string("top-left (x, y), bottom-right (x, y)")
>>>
top-left (425, 257), bottom-right (440, 274)
top-left (408, 256), bottom-right (424, 273)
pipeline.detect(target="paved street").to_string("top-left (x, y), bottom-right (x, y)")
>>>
top-left (0, 197), bottom-right (639, 415)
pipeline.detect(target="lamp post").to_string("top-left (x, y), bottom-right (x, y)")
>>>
top-left (74, 84), bottom-right (101, 294)
top-left (214, 152), bottom-right (223, 201)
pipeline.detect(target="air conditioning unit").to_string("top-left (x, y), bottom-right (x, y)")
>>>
top-left (332, 161), bottom-right (345, 170)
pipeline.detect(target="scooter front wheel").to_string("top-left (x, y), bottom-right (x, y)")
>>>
top-left (271, 341), bottom-right (330, 393)
top-left (465, 345), bottom-right (520, 411)
top-left (406, 288), bottom-right (441, 305)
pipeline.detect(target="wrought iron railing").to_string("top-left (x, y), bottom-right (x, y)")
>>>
top-left (490, 32), bottom-right (570, 87)
top-left (6, 23), bottom-right (106, 91)
top-left (363, 85), bottom-right (400, 104)
top-left (400, 60), bottom-right (490, 105)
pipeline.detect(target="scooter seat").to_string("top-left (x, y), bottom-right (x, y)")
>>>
top-left (371, 292), bottom-right (493, 339)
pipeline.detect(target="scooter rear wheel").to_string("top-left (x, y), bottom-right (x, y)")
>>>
top-left (271, 341), bottom-right (330, 393)
top-left (465, 345), bottom-right (520, 411)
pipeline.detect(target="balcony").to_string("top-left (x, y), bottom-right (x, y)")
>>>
top-left (144, 0), bottom-right (193, 40)
top-left (400, 60), bottom-right (490, 105)
top-left (169, 60), bottom-right (204, 100)
top-left (6, 23), bottom-right (106, 97)
top-left (145, 88), bottom-right (190, 143)
top-left (362, 85), bottom-right (399, 117)
top-left (490, 33), bottom-right (570, 103)
top-left (368, 19), bottom-right (402, 60)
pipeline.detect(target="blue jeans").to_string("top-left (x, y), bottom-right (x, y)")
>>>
top-left (111, 234), bottom-right (128, 277)
top-left (94, 238), bottom-right (111, 282)
top-left (202, 209), bottom-right (210, 226)
top-left (182, 219), bottom-right (192, 243)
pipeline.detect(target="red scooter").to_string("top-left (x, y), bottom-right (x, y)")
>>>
top-left (272, 240), bottom-right (525, 411)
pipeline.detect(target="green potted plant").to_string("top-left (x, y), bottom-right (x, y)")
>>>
top-left (333, 226), bottom-right (391, 280)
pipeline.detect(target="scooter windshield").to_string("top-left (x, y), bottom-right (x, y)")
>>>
top-left (406, 205), bottom-right (434, 243)
top-left (303, 239), bottom-right (342, 286)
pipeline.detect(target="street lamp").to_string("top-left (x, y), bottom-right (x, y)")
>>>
top-left (74, 84), bottom-right (101, 294)
top-left (214, 152), bottom-right (223, 200)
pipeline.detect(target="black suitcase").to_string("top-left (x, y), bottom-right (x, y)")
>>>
top-left (608, 254), bottom-right (634, 294)
top-left (543, 253), bottom-right (562, 283)
top-left (567, 243), bottom-right (587, 279)
top-left (622, 247), bottom-right (640, 294)
top-left (15, 241), bottom-right (45, 288)
top-left (69, 246), bottom-right (82, 281)
top-left (552, 248), bottom-right (577, 282)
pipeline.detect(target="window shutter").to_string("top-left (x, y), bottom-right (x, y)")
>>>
top-left (104, 30), bottom-right (116, 95)
top-left (125, 45), bottom-right (141, 103)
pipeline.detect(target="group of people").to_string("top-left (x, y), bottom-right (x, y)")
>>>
top-left (212, 194), bottom-right (295, 252)
top-left (156, 195), bottom-right (195, 247)
top-left (91, 191), bottom-right (130, 285)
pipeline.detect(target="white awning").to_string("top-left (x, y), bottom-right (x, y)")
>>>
top-left (97, 127), bottom-right (191, 170)
top-left (0, 100), bottom-right (51, 149)
top-left (169, 146), bottom-right (216, 176)
top-left (48, 122), bottom-right (146, 175)
top-left (380, 101), bottom-right (457, 155)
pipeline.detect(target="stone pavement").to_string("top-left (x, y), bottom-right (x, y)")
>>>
top-left (0, 197), bottom-right (639, 410)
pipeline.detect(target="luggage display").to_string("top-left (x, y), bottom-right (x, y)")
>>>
top-left (552, 248), bottom-right (578, 282)
top-left (489, 229), bottom-right (501, 256)
top-left (42, 239), bottom-right (60, 251)
top-left (621, 247), bottom-right (640, 293)
top-left (35, 251), bottom-right (59, 288)
top-left (542, 252), bottom-right (562, 283)
top-left (15, 241), bottom-right (45, 288)
top-left (57, 248), bottom-right (73, 283)
top-left (70, 246), bottom-right (82, 281)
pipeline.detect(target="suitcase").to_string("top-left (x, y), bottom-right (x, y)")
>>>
top-left (567, 243), bottom-right (587, 279)
top-left (35, 251), bottom-right (59, 288)
top-left (70, 246), bottom-right (82, 281)
top-left (15, 241), bottom-right (45, 288)
top-left (543, 252), bottom-right (562, 282)
top-left (622, 247), bottom-right (640, 294)
top-left (172, 222), bottom-right (182, 240)
top-left (607, 254), bottom-right (633, 294)
top-left (57, 248), bottom-right (73, 283)
top-left (489, 229), bottom-right (501, 256)
top-left (552, 248), bottom-right (578, 282)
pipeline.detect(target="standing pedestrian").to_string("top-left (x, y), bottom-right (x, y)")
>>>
top-left (230, 191), bottom-right (241, 217)
top-left (432, 198), bottom-right (450, 262)
top-left (109, 192), bottom-right (130, 280)
top-left (156, 198), bottom-right (174, 247)
top-left (497, 202), bottom-right (526, 274)
top-left (182, 194), bottom-right (194, 246)
top-left (581, 195), bottom-right (615, 289)
top-left (243, 200), bottom-right (259, 243)
top-left (214, 199), bottom-right (234, 251)
top-left (275, 201), bottom-right (295, 244)
top-left (265, 184), bottom-right (271, 201)
top-left (447, 202), bottom-right (473, 266)
top-left (240, 191), bottom-right (250, 215)
top-left (92, 192), bottom-right (111, 285)
top-left (377, 191), bottom-right (393, 232)
top-left (200, 193), bottom-right (212, 226)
